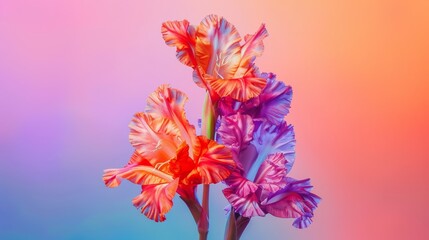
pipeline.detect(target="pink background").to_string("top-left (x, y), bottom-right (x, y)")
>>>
top-left (1, 0), bottom-right (428, 239)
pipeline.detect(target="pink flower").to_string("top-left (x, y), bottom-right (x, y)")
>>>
top-left (218, 101), bottom-right (320, 228)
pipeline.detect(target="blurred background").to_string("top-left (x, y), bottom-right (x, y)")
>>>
top-left (1, 0), bottom-right (428, 239)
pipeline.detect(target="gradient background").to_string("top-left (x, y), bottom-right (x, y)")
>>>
top-left (1, 0), bottom-right (428, 239)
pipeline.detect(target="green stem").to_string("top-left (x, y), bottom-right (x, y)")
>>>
top-left (202, 91), bottom-right (216, 139)
top-left (199, 92), bottom-right (217, 240)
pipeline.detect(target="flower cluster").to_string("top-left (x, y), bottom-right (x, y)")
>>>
top-left (103, 14), bottom-right (319, 239)
top-left (162, 14), bottom-right (320, 229)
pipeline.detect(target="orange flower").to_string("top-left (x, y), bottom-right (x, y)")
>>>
top-left (103, 85), bottom-right (235, 222)
top-left (162, 15), bottom-right (268, 102)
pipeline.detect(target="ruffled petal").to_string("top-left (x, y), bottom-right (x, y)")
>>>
top-left (195, 14), bottom-right (242, 79)
top-left (293, 213), bottom-right (315, 229)
top-left (254, 153), bottom-right (287, 193)
top-left (224, 170), bottom-right (258, 197)
top-left (169, 142), bottom-right (195, 180)
top-left (129, 112), bottom-right (180, 165)
top-left (103, 153), bottom-right (174, 188)
top-left (161, 20), bottom-right (197, 68)
top-left (223, 188), bottom-right (265, 217)
top-left (234, 24), bottom-right (268, 77)
top-left (218, 112), bottom-right (254, 157)
top-left (132, 178), bottom-right (179, 222)
top-left (262, 178), bottom-right (320, 228)
top-left (218, 96), bottom-right (240, 116)
top-left (192, 66), bottom-right (211, 90)
top-left (127, 150), bottom-right (149, 165)
top-left (145, 85), bottom-right (197, 150)
top-left (247, 122), bottom-right (295, 181)
top-left (187, 136), bottom-right (235, 184)
top-left (256, 76), bottom-right (293, 124)
top-left (205, 69), bottom-right (266, 101)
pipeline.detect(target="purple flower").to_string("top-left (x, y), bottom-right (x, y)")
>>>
top-left (217, 77), bottom-right (320, 228)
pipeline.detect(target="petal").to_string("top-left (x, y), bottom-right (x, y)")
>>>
top-left (129, 112), bottom-right (180, 165)
top-left (161, 20), bottom-right (197, 68)
top-left (217, 73), bottom-right (291, 122)
top-left (224, 170), bottom-right (258, 197)
top-left (262, 178), bottom-right (320, 228)
top-left (218, 112), bottom-right (254, 157)
top-left (132, 178), bottom-right (179, 222)
top-left (169, 142), bottom-right (195, 179)
top-left (247, 122), bottom-right (295, 181)
top-left (103, 154), bottom-right (174, 188)
top-left (195, 15), bottom-right (242, 79)
top-left (293, 214), bottom-right (315, 229)
top-left (256, 76), bottom-right (293, 124)
top-left (223, 188), bottom-right (265, 217)
top-left (234, 24), bottom-right (268, 77)
top-left (205, 68), bottom-right (267, 102)
top-left (127, 150), bottom-right (149, 165)
top-left (217, 96), bottom-right (241, 116)
top-left (187, 136), bottom-right (235, 184)
top-left (176, 184), bottom-right (197, 200)
top-left (192, 66), bottom-right (211, 89)
top-left (254, 153), bottom-right (287, 193)
top-left (145, 85), bottom-right (197, 150)
top-left (237, 143), bottom-right (258, 174)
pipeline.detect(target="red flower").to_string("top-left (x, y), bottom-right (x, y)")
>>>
top-left (103, 85), bottom-right (235, 222)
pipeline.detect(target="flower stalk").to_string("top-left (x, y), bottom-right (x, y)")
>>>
top-left (181, 196), bottom-right (203, 225)
top-left (224, 208), bottom-right (237, 240)
top-left (198, 92), bottom-right (217, 240)
top-left (104, 14), bottom-right (320, 240)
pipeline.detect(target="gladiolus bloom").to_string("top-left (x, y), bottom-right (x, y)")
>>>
top-left (103, 85), bottom-right (235, 222)
top-left (161, 15), bottom-right (268, 102)
top-left (218, 76), bottom-right (320, 228)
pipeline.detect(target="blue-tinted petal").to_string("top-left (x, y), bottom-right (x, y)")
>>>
top-left (246, 121), bottom-right (295, 181)
top-left (243, 75), bottom-right (292, 124)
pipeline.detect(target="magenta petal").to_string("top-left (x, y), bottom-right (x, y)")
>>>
top-left (262, 178), bottom-right (320, 228)
top-left (237, 143), bottom-right (258, 175)
top-left (224, 171), bottom-right (258, 197)
top-left (218, 113), bottom-right (255, 157)
top-left (223, 187), bottom-right (265, 217)
top-left (254, 153), bottom-right (287, 193)
top-left (218, 96), bottom-right (240, 116)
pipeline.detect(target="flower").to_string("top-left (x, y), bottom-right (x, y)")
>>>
top-left (218, 78), bottom-right (320, 228)
top-left (161, 15), bottom-right (268, 102)
top-left (103, 85), bottom-right (235, 222)
top-left (218, 72), bottom-right (292, 125)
